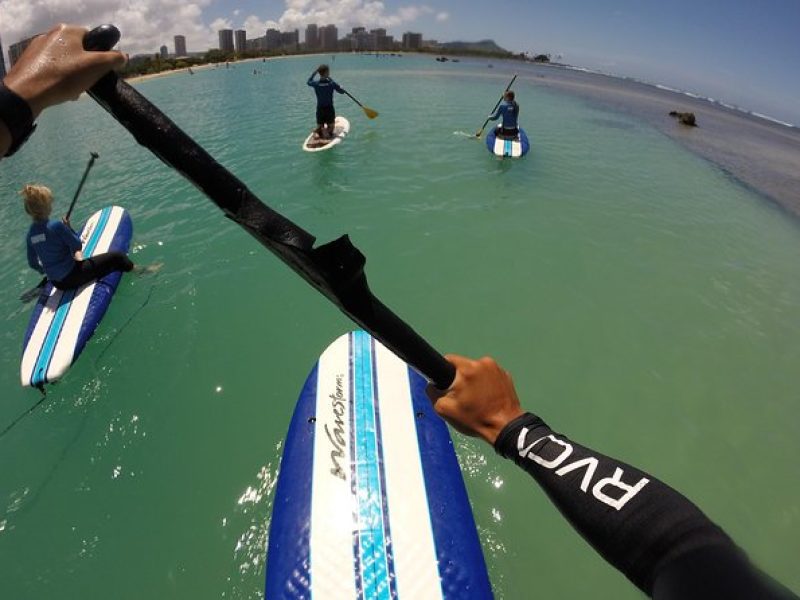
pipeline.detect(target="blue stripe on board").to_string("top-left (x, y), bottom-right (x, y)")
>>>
top-left (348, 332), bottom-right (364, 599)
top-left (29, 207), bottom-right (112, 386)
top-left (504, 138), bottom-right (512, 156)
top-left (369, 336), bottom-right (398, 599)
top-left (30, 289), bottom-right (76, 386)
top-left (406, 366), bottom-right (494, 599)
top-left (83, 207), bottom-right (112, 258)
top-left (352, 331), bottom-right (391, 600)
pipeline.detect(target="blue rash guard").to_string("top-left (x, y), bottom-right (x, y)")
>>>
top-left (307, 75), bottom-right (345, 108)
top-left (489, 100), bottom-right (520, 129)
top-left (26, 219), bottom-right (81, 281)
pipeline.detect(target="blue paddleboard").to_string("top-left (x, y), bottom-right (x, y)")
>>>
top-left (486, 127), bottom-right (530, 158)
top-left (20, 205), bottom-right (132, 387)
top-left (265, 331), bottom-right (493, 599)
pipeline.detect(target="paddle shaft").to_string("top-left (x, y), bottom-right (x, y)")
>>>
top-left (477, 74), bottom-right (517, 137)
top-left (84, 26), bottom-right (455, 389)
top-left (344, 90), bottom-right (364, 108)
top-left (65, 152), bottom-right (99, 221)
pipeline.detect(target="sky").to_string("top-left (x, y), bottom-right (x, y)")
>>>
top-left (1, 0), bottom-right (798, 124)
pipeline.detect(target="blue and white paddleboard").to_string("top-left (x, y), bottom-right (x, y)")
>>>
top-left (486, 127), bottom-right (530, 158)
top-left (20, 205), bottom-right (133, 388)
top-left (266, 331), bottom-right (493, 599)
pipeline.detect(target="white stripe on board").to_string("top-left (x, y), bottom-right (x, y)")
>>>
top-left (45, 207), bottom-right (124, 382)
top-left (374, 341), bottom-right (444, 600)
top-left (309, 334), bottom-right (358, 599)
top-left (20, 286), bottom-right (64, 385)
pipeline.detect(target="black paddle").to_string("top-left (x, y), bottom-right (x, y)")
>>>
top-left (66, 151), bottom-right (100, 222)
top-left (84, 25), bottom-right (455, 389)
top-left (19, 151), bottom-right (100, 303)
top-left (475, 74), bottom-right (517, 138)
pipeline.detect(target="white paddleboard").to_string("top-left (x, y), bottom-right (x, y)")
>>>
top-left (265, 331), bottom-right (493, 598)
top-left (20, 206), bottom-right (132, 388)
top-left (302, 116), bottom-right (350, 152)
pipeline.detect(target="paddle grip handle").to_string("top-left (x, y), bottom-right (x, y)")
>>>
top-left (83, 25), bottom-right (120, 51)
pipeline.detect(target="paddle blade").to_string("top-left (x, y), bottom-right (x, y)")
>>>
top-left (363, 106), bottom-right (379, 119)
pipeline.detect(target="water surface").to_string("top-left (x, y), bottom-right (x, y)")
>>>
top-left (1, 54), bottom-right (798, 599)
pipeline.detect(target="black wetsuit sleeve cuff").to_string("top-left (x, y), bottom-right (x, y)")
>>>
top-left (493, 412), bottom-right (547, 457)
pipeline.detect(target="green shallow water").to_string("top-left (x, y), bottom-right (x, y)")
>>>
top-left (1, 55), bottom-right (799, 599)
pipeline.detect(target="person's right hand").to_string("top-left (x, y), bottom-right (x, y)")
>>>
top-left (426, 354), bottom-right (525, 445)
top-left (2, 24), bottom-right (126, 119)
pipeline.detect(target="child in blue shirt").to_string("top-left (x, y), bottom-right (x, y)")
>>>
top-left (488, 91), bottom-right (520, 139)
top-left (23, 184), bottom-right (134, 290)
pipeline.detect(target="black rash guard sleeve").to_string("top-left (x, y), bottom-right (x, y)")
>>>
top-left (494, 413), bottom-right (798, 599)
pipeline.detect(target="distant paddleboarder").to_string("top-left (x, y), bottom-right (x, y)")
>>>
top-left (487, 90), bottom-right (520, 139)
top-left (307, 64), bottom-right (346, 140)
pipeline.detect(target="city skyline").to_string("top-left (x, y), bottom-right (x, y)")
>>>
top-left (0, 0), bottom-right (797, 123)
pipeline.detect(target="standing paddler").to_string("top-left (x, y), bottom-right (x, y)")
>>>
top-left (307, 64), bottom-right (346, 140)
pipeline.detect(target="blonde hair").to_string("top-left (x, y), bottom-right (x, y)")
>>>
top-left (21, 184), bottom-right (53, 220)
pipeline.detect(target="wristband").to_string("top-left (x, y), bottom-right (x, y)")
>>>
top-left (0, 83), bottom-right (37, 157)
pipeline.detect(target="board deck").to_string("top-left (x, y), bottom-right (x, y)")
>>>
top-left (20, 206), bottom-right (132, 388)
top-left (486, 127), bottom-right (530, 158)
top-left (302, 116), bottom-right (350, 152)
top-left (265, 331), bottom-right (493, 599)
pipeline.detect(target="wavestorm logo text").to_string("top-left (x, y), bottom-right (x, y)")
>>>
top-left (323, 374), bottom-right (347, 481)
top-left (517, 428), bottom-right (649, 510)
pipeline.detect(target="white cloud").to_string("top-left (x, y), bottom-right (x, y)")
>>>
top-left (436, 11), bottom-right (449, 22)
top-left (0, 0), bottom-right (443, 55)
top-left (275, 1), bottom-right (435, 31)
top-left (0, 0), bottom-right (222, 55)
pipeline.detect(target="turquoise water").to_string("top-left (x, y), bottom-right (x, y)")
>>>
top-left (1, 55), bottom-right (799, 598)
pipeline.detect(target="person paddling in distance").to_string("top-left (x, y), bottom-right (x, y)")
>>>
top-left (23, 184), bottom-right (145, 290)
top-left (487, 90), bottom-right (520, 139)
top-left (428, 356), bottom-right (798, 599)
top-left (307, 64), bottom-right (346, 140)
top-left (0, 24), bottom-right (125, 160)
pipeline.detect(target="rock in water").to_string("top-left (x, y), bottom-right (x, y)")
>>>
top-left (669, 111), bottom-right (697, 126)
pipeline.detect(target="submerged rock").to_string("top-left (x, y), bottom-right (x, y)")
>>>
top-left (669, 111), bottom-right (697, 127)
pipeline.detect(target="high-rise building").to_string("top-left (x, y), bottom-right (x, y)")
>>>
top-left (319, 25), bottom-right (338, 51)
top-left (235, 30), bottom-right (247, 53)
top-left (159, 45), bottom-right (168, 59)
top-left (218, 29), bottom-right (234, 53)
top-left (265, 29), bottom-right (281, 51)
top-left (305, 24), bottom-right (319, 50)
top-left (402, 32), bottom-right (422, 50)
top-left (350, 29), bottom-right (370, 51)
top-left (369, 28), bottom-right (393, 51)
top-left (0, 34), bottom-right (6, 79)
top-left (174, 35), bottom-right (187, 57)
top-left (280, 30), bottom-right (299, 51)
top-left (8, 36), bottom-right (35, 68)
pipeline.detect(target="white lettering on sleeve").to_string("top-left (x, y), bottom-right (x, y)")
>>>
top-left (592, 467), bottom-right (649, 511)
top-left (517, 429), bottom-right (573, 469)
top-left (555, 457), bottom-right (599, 493)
